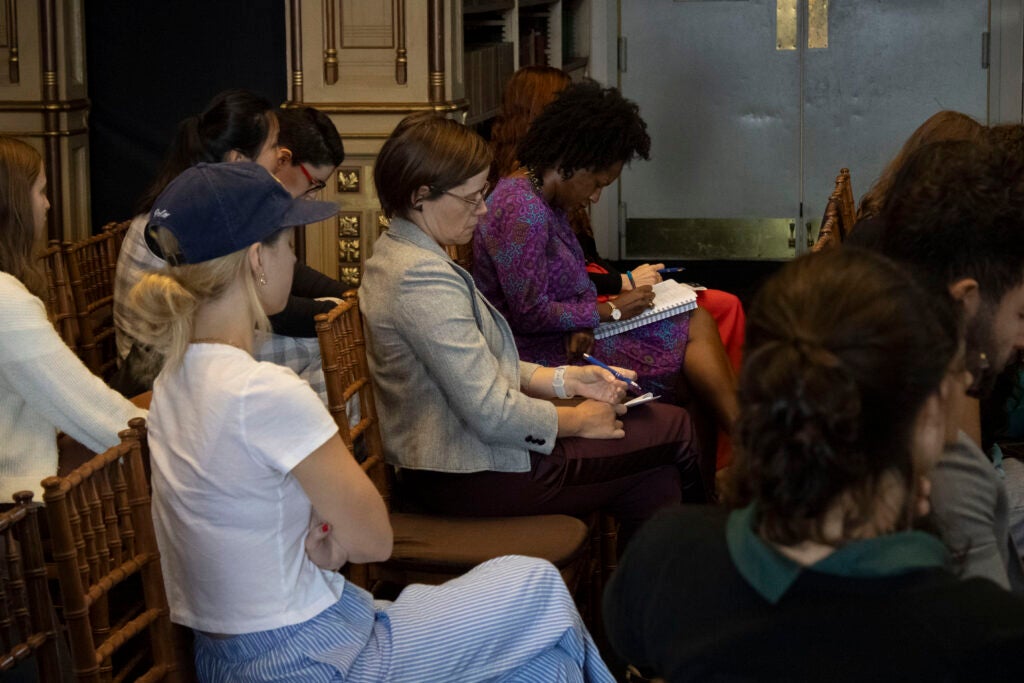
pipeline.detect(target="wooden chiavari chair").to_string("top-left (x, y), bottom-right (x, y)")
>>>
top-left (42, 421), bottom-right (189, 683)
top-left (64, 231), bottom-right (121, 382)
top-left (39, 240), bottom-right (79, 351)
top-left (314, 294), bottom-right (594, 600)
top-left (100, 219), bottom-right (133, 258)
top-left (0, 492), bottom-right (61, 682)
top-left (812, 168), bottom-right (856, 252)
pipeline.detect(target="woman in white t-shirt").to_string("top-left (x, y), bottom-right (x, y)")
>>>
top-left (128, 161), bottom-right (613, 682)
top-left (0, 136), bottom-right (145, 501)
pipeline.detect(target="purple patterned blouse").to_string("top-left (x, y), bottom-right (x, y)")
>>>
top-left (474, 176), bottom-right (690, 399)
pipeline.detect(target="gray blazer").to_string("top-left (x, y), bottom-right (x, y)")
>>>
top-left (359, 218), bottom-right (558, 473)
top-left (931, 431), bottom-right (1024, 591)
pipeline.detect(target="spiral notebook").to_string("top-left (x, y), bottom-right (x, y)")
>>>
top-left (594, 280), bottom-right (698, 340)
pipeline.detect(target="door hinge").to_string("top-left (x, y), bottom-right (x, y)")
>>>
top-left (982, 31), bottom-right (991, 69)
top-left (618, 36), bottom-right (627, 73)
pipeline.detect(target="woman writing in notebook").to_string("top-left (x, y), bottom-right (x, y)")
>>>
top-left (488, 66), bottom-right (747, 376)
top-left (360, 113), bottom-right (706, 551)
top-left (473, 81), bottom-right (738, 450)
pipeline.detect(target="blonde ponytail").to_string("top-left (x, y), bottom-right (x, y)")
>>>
top-left (126, 247), bottom-right (269, 372)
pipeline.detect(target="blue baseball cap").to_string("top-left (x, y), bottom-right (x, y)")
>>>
top-left (146, 162), bottom-right (339, 265)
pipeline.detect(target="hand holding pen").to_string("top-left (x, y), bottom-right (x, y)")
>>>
top-left (582, 353), bottom-right (644, 394)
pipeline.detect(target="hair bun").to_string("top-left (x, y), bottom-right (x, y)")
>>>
top-left (738, 340), bottom-right (863, 526)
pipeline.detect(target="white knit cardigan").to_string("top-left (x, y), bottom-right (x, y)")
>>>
top-left (0, 272), bottom-right (146, 500)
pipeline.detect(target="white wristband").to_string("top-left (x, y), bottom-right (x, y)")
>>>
top-left (553, 366), bottom-right (574, 399)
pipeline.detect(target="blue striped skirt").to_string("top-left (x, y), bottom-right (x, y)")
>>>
top-left (193, 555), bottom-right (614, 682)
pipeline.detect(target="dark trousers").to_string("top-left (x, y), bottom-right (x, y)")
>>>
top-left (400, 402), bottom-right (704, 551)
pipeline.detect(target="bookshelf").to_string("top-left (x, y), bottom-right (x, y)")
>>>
top-left (463, 0), bottom-right (590, 125)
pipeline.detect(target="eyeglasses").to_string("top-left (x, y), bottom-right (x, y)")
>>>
top-left (443, 181), bottom-right (490, 207)
top-left (298, 163), bottom-right (327, 197)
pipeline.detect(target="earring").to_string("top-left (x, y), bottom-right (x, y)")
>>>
top-left (258, 272), bottom-right (268, 286)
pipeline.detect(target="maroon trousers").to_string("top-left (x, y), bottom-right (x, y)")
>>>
top-left (400, 402), bottom-right (705, 551)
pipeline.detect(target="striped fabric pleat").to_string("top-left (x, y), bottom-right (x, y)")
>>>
top-left (194, 555), bottom-right (613, 682)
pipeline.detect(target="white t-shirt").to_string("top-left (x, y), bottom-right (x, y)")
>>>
top-left (149, 343), bottom-right (342, 634)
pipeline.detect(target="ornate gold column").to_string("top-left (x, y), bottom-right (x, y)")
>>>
top-left (0, 0), bottom-right (89, 241)
top-left (39, 0), bottom-right (62, 241)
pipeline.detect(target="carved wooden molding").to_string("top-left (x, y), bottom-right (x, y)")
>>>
top-left (339, 266), bottom-right (361, 288)
top-left (292, 99), bottom-right (469, 114)
top-left (427, 0), bottom-right (444, 103)
top-left (39, 0), bottom-right (61, 241)
top-left (338, 212), bottom-right (363, 287)
top-left (341, 0), bottom-right (394, 48)
top-left (0, 127), bottom-right (88, 138)
top-left (395, 0), bottom-right (407, 84)
top-left (3, 0), bottom-right (18, 83)
top-left (289, 0), bottom-right (304, 102)
top-left (336, 167), bottom-right (360, 193)
top-left (323, 0), bottom-right (338, 85)
top-left (0, 98), bottom-right (90, 112)
top-left (338, 212), bottom-right (360, 238)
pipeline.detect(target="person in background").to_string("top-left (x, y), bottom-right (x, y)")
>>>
top-left (260, 105), bottom-right (348, 337)
top-left (872, 139), bottom-right (1024, 590)
top-left (845, 109), bottom-right (985, 248)
top-left (490, 66), bottom-right (746, 375)
top-left (0, 136), bottom-right (145, 501)
top-left (113, 90), bottom-right (346, 395)
top-left (361, 112), bottom-right (706, 554)
top-left (982, 122), bottom-right (1024, 569)
top-left (489, 66), bottom-right (745, 471)
top-left (130, 161), bottom-right (613, 682)
top-left (475, 80), bottom-right (738, 484)
top-left (605, 248), bottom-right (1024, 682)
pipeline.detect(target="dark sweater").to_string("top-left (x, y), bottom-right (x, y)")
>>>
top-left (604, 505), bottom-right (1024, 682)
top-left (576, 232), bottom-right (622, 296)
top-left (267, 262), bottom-right (348, 337)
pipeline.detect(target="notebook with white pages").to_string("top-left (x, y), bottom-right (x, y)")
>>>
top-left (593, 279), bottom-right (698, 340)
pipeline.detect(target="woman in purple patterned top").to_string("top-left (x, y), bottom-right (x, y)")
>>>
top-left (474, 81), bottom-right (738, 439)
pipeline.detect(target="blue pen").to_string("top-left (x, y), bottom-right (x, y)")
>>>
top-left (658, 267), bottom-right (686, 274)
top-left (582, 353), bottom-right (644, 394)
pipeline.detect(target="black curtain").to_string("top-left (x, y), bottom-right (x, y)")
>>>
top-left (85, 1), bottom-right (287, 230)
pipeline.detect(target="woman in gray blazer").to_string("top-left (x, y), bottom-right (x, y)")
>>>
top-left (360, 113), bottom-right (705, 550)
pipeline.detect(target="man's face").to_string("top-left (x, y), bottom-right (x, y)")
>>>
top-left (966, 281), bottom-right (1024, 397)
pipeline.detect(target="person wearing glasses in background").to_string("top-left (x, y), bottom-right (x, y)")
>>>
top-left (360, 113), bottom-right (706, 555)
top-left (113, 90), bottom-right (348, 396)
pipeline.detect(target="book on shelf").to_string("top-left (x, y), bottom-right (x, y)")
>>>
top-left (593, 279), bottom-right (698, 340)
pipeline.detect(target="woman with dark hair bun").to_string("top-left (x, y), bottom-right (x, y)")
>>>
top-left (604, 248), bottom-right (1024, 682)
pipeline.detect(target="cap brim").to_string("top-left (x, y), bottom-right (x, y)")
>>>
top-left (280, 198), bottom-right (340, 228)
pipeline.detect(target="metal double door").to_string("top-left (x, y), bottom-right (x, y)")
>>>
top-left (618, 0), bottom-right (988, 259)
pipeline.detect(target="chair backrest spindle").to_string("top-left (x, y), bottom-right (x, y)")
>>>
top-left (43, 423), bottom-right (187, 683)
top-left (0, 492), bottom-right (61, 682)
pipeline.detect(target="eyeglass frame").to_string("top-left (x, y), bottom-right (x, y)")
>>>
top-left (437, 181), bottom-right (491, 208)
top-left (298, 163), bottom-right (327, 197)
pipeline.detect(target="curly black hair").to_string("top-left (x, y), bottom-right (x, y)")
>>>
top-left (516, 80), bottom-right (650, 179)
